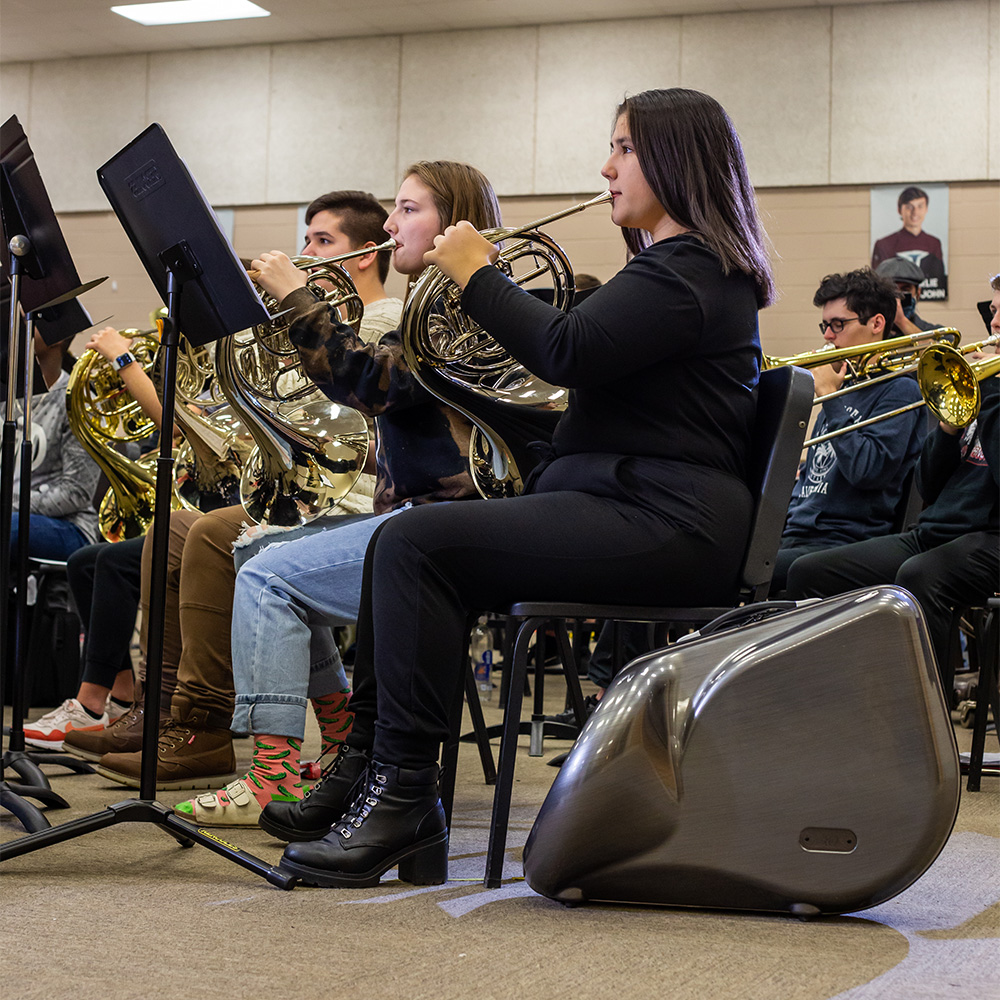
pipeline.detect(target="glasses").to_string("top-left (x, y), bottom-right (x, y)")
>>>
top-left (818, 316), bottom-right (863, 335)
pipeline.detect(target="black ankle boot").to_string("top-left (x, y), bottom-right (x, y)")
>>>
top-left (278, 759), bottom-right (448, 888)
top-left (259, 744), bottom-right (370, 842)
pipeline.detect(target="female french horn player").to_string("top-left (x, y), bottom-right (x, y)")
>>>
top-left (274, 88), bottom-right (777, 888)
top-left (135, 166), bottom-right (501, 823)
top-left (90, 190), bottom-right (408, 786)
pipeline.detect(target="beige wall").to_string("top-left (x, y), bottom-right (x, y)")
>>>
top-left (1, 1), bottom-right (997, 214)
top-left (5, 0), bottom-right (997, 356)
top-left (59, 179), bottom-right (997, 359)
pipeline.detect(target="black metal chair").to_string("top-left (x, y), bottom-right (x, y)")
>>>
top-left (473, 365), bottom-right (814, 887)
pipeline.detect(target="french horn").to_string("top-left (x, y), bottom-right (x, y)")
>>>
top-left (218, 249), bottom-right (381, 526)
top-left (401, 192), bottom-right (612, 497)
top-left (66, 328), bottom-right (177, 542)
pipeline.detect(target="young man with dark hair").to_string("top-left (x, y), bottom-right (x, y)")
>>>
top-left (769, 267), bottom-right (927, 593)
top-left (786, 275), bottom-right (1000, 692)
top-left (871, 185), bottom-right (946, 289)
top-left (299, 189), bottom-right (400, 337)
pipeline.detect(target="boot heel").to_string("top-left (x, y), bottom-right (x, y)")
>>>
top-left (399, 835), bottom-right (448, 885)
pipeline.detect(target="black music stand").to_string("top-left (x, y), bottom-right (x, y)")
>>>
top-left (1, 116), bottom-right (106, 830)
top-left (0, 123), bottom-right (293, 888)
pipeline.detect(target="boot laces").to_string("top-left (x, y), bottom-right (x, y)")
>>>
top-left (334, 769), bottom-right (386, 840)
top-left (303, 744), bottom-right (350, 799)
top-left (156, 720), bottom-right (192, 753)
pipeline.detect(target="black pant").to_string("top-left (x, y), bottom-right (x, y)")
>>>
top-left (785, 529), bottom-right (1000, 691)
top-left (769, 537), bottom-right (843, 597)
top-left (66, 537), bottom-right (144, 690)
top-left (348, 474), bottom-right (753, 769)
top-left (586, 621), bottom-right (653, 689)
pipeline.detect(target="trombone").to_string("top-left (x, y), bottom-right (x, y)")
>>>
top-left (764, 327), bottom-right (961, 375)
top-left (803, 336), bottom-right (1000, 447)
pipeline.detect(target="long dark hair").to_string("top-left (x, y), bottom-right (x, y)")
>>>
top-left (616, 89), bottom-right (775, 308)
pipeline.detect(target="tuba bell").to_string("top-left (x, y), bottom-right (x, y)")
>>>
top-left (401, 192), bottom-right (612, 497)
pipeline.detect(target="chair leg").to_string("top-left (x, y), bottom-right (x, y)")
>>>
top-left (529, 625), bottom-right (549, 756)
top-left (439, 667), bottom-right (466, 827)
top-left (555, 621), bottom-right (588, 727)
top-left (463, 663), bottom-right (496, 786)
top-left (967, 607), bottom-right (998, 793)
top-left (485, 617), bottom-right (537, 888)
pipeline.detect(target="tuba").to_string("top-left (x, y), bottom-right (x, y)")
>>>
top-left (217, 251), bottom-right (381, 526)
top-left (66, 328), bottom-right (177, 542)
top-left (401, 192), bottom-right (612, 497)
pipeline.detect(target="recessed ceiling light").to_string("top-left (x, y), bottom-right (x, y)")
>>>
top-left (111, 1), bottom-right (271, 26)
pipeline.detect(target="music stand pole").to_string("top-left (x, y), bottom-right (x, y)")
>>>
top-left (0, 245), bottom-right (294, 888)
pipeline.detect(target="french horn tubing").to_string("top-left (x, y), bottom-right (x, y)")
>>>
top-left (401, 191), bottom-right (613, 498)
top-left (153, 331), bottom-right (255, 513)
top-left (66, 328), bottom-right (179, 542)
top-left (218, 249), bottom-right (379, 526)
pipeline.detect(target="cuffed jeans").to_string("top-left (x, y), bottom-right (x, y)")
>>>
top-left (231, 510), bottom-right (400, 740)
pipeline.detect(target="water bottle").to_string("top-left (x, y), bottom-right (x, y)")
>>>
top-left (470, 616), bottom-right (494, 703)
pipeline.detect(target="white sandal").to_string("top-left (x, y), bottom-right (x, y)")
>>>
top-left (174, 778), bottom-right (263, 827)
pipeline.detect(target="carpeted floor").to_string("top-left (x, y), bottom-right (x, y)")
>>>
top-left (2, 690), bottom-right (997, 1000)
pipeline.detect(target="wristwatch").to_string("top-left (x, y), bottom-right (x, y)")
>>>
top-left (112, 351), bottom-right (136, 372)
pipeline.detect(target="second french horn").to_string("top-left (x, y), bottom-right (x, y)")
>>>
top-left (218, 248), bottom-right (383, 526)
top-left (66, 328), bottom-right (173, 542)
top-left (401, 192), bottom-right (612, 497)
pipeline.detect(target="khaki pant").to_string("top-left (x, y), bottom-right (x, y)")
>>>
top-left (140, 505), bottom-right (246, 730)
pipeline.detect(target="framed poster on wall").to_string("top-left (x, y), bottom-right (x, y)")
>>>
top-left (870, 183), bottom-right (948, 301)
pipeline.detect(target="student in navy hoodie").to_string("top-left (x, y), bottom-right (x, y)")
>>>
top-left (787, 274), bottom-right (1000, 690)
top-left (770, 268), bottom-right (927, 594)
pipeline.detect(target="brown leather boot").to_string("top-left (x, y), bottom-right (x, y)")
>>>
top-left (96, 719), bottom-right (236, 791)
top-left (64, 701), bottom-right (146, 762)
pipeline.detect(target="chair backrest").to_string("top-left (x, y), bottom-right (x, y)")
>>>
top-left (891, 465), bottom-right (924, 533)
top-left (739, 366), bottom-right (814, 600)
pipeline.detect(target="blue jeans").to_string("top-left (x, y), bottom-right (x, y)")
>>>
top-left (9, 513), bottom-right (89, 561)
top-left (230, 509), bottom-right (404, 739)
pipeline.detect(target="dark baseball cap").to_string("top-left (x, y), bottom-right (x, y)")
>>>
top-left (876, 258), bottom-right (925, 285)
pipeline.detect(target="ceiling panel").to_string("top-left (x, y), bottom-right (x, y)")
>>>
top-left (0, 0), bottom-right (909, 64)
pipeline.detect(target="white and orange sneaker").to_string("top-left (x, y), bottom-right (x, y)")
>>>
top-left (23, 698), bottom-right (111, 750)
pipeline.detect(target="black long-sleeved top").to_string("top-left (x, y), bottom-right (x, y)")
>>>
top-left (914, 374), bottom-right (999, 543)
top-left (461, 234), bottom-right (761, 496)
top-left (285, 287), bottom-right (477, 513)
